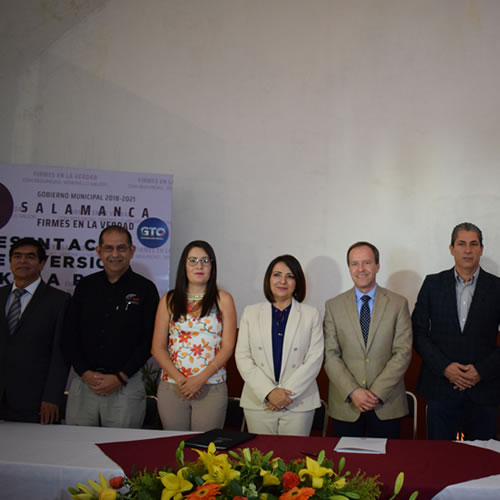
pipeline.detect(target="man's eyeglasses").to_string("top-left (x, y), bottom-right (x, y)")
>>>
top-left (100, 245), bottom-right (131, 254)
top-left (186, 257), bottom-right (212, 266)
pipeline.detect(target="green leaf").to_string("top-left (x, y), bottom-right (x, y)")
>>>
top-left (243, 448), bottom-right (252, 463)
top-left (228, 450), bottom-right (240, 460)
top-left (394, 472), bottom-right (404, 494)
top-left (329, 495), bottom-right (349, 500)
top-left (317, 450), bottom-right (325, 465)
top-left (408, 492), bottom-right (419, 500)
top-left (338, 456), bottom-right (345, 475)
top-left (263, 450), bottom-right (274, 462)
top-left (229, 479), bottom-right (243, 496)
top-left (176, 441), bottom-right (185, 466)
top-left (342, 492), bottom-right (360, 499)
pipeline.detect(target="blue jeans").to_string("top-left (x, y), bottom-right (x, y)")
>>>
top-left (427, 394), bottom-right (499, 440)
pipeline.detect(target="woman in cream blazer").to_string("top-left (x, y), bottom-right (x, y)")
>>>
top-left (235, 254), bottom-right (324, 435)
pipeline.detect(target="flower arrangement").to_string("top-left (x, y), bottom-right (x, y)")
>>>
top-left (69, 441), bottom-right (418, 500)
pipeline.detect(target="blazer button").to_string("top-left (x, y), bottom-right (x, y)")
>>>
top-left (361, 379), bottom-right (366, 386)
top-left (260, 363), bottom-right (264, 367)
top-left (258, 346), bottom-right (262, 350)
top-left (293, 347), bottom-right (298, 351)
top-left (365, 358), bottom-right (369, 364)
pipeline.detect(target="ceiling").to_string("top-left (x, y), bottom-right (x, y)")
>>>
top-left (0, 0), bottom-right (108, 80)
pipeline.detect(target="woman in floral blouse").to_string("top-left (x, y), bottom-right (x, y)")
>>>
top-left (152, 240), bottom-right (236, 430)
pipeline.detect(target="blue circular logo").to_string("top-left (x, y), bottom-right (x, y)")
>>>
top-left (0, 183), bottom-right (14, 229)
top-left (137, 217), bottom-right (169, 248)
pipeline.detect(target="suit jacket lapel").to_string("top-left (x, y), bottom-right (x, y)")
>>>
top-left (0, 285), bottom-right (12, 334)
top-left (463, 267), bottom-right (487, 333)
top-left (258, 303), bottom-right (275, 378)
top-left (367, 286), bottom-right (389, 351)
top-left (15, 281), bottom-right (46, 332)
top-left (280, 299), bottom-right (300, 379)
top-left (345, 288), bottom-right (365, 349)
top-left (444, 268), bottom-right (462, 331)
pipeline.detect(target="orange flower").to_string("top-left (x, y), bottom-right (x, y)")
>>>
top-left (109, 477), bottom-right (123, 489)
top-left (191, 344), bottom-right (204, 356)
top-left (282, 471), bottom-right (299, 491)
top-left (185, 483), bottom-right (221, 500)
top-left (180, 366), bottom-right (193, 377)
top-left (279, 487), bottom-right (315, 500)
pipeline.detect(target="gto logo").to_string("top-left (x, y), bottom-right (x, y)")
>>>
top-left (140, 227), bottom-right (167, 237)
top-left (137, 217), bottom-right (169, 248)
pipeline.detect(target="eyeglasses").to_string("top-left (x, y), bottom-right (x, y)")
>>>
top-left (100, 245), bottom-right (131, 254)
top-left (186, 257), bottom-right (212, 266)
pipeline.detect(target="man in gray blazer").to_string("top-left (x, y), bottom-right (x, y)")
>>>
top-left (0, 238), bottom-right (70, 423)
top-left (324, 241), bottom-right (412, 438)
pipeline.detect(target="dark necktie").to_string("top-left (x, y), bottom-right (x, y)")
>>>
top-left (7, 288), bottom-right (26, 335)
top-left (360, 295), bottom-right (371, 344)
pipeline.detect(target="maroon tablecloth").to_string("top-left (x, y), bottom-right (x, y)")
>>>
top-left (98, 435), bottom-right (500, 500)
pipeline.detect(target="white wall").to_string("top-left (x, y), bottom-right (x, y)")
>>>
top-left (3, 0), bottom-right (500, 317)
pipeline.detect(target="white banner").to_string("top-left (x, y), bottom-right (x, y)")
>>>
top-left (0, 164), bottom-right (172, 295)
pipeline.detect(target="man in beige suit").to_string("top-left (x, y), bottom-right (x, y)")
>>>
top-left (323, 241), bottom-right (412, 438)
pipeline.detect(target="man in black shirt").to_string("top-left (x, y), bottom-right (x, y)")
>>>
top-left (63, 225), bottom-right (159, 428)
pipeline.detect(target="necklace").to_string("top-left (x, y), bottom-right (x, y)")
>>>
top-left (187, 293), bottom-right (205, 301)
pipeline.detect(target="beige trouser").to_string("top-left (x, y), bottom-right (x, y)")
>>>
top-left (65, 372), bottom-right (146, 428)
top-left (243, 407), bottom-right (315, 436)
top-left (157, 380), bottom-right (227, 431)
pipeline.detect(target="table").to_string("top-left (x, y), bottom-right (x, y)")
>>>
top-left (1, 421), bottom-right (499, 500)
top-left (0, 421), bottom-right (181, 500)
top-left (98, 434), bottom-right (500, 500)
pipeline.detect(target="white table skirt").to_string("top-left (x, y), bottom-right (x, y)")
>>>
top-left (432, 440), bottom-right (500, 500)
top-left (0, 421), bottom-right (186, 500)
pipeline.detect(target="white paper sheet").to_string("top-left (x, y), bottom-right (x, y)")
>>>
top-left (334, 437), bottom-right (387, 454)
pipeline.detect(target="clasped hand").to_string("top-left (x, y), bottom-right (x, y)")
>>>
top-left (444, 362), bottom-right (480, 390)
top-left (176, 374), bottom-right (204, 400)
top-left (266, 387), bottom-right (293, 411)
top-left (82, 370), bottom-right (124, 396)
top-left (351, 388), bottom-right (379, 413)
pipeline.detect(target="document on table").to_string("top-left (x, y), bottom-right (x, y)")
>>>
top-left (334, 437), bottom-right (387, 454)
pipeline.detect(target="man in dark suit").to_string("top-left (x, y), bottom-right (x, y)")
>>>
top-left (324, 241), bottom-right (412, 438)
top-left (413, 222), bottom-right (500, 440)
top-left (0, 238), bottom-right (70, 423)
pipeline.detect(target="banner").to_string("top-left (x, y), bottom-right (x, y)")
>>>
top-left (0, 164), bottom-right (172, 295)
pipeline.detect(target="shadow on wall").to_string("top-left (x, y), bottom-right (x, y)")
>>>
top-left (305, 255), bottom-right (342, 314)
top-left (385, 269), bottom-right (422, 313)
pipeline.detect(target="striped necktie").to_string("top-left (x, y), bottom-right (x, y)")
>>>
top-left (360, 295), bottom-right (371, 344)
top-left (7, 288), bottom-right (26, 335)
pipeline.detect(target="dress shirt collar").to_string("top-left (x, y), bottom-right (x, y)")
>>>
top-left (454, 266), bottom-right (480, 285)
top-left (355, 284), bottom-right (377, 303)
top-left (12, 276), bottom-right (41, 297)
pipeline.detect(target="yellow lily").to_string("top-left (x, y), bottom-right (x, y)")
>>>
top-left (332, 477), bottom-right (347, 490)
top-left (159, 469), bottom-right (193, 500)
top-left (98, 488), bottom-right (117, 500)
top-left (298, 456), bottom-right (333, 489)
top-left (71, 472), bottom-right (110, 500)
top-left (194, 442), bottom-right (228, 470)
top-left (73, 483), bottom-right (97, 499)
top-left (88, 473), bottom-right (110, 494)
top-left (260, 468), bottom-right (281, 487)
top-left (202, 456), bottom-right (240, 485)
top-left (71, 493), bottom-right (96, 500)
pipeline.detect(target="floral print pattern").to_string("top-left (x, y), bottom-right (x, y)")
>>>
top-left (162, 300), bottom-right (225, 384)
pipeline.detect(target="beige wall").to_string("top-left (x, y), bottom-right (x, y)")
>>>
top-left (2, 0), bottom-right (500, 317)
